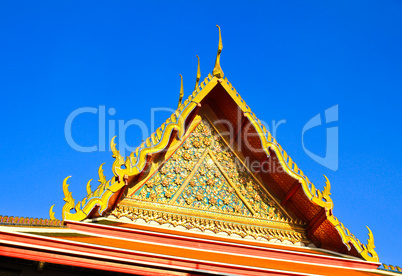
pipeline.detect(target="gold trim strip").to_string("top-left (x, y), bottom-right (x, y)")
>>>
top-left (111, 204), bottom-right (307, 243)
top-left (119, 199), bottom-right (305, 231)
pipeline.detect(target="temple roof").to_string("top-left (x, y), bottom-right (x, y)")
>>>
top-left (57, 26), bottom-right (380, 264)
top-left (0, 217), bottom-right (385, 275)
top-left (26, 28), bottom-right (383, 274)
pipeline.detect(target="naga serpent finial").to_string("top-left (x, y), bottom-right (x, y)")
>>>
top-left (212, 25), bottom-right (224, 78)
top-left (177, 74), bottom-right (184, 108)
top-left (195, 55), bottom-right (201, 91)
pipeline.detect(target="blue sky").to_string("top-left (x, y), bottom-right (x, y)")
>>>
top-left (0, 1), bottom-right (401, 266)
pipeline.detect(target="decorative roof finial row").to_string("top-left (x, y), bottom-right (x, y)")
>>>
top-left (213, 25), bottom-right (224, 79)
top-left (178, 26), bottom-right (218, 106)
top-left (0, 215), bottom-right (63, 227)
top-left (381, 264), bottom-right (402, 273)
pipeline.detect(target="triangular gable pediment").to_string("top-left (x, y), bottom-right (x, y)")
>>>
top-left (111, 116), bottom-right (308, 245)
top-left (60, 39), bottom-right (378, 261)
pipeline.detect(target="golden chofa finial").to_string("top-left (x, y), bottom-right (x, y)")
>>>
top-left (177, 74), bottom-right (184, 109)
top-left (195, 55), bottom-right (201, 91)
top-left (212, 25), bottom-right (224, 78)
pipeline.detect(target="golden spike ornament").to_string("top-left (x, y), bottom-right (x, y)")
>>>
top-left (212, 25), bottom-right (224, 78)
top-left (366, 226), bottom-right (376, 253)
top-left (62, 176), bottom-right (75, 220)
top-left (86, 179), bottom-right (93, 195)
top-left (98, 163), bottom-right (107, 184)
top-left (125, 156), bottom-right (131, 169)
top-left (195, 55), bottom-right (201, 91)
top-left (49, 204), bottom-right (56, 220)
top-left (177, 74), bottom-right (184, 109)
top-left (322, 175), bottom-right (331, 201)
top-left (359, 226), bottom-right (378, 261)
top-left (111, 136), bottom-right (125, 176)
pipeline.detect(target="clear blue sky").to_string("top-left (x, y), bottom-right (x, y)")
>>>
top-left (0, 1), bottom-right (401, 266)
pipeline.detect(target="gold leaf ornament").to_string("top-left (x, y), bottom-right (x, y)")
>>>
top-left (111, 136), bottom-right (125, 176)
top-left (86, 179), bottom-right (93, 196)
top-left (62, 176), bottom-right (75, 220)
top-left (49, 204), bottom-right (56, 220)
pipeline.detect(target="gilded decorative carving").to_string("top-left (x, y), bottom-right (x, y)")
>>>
top-left (110, 205), bottom-right (307, 244)
top-left (62, 176), bottom-right (75, 220)
top-left (130, 120), bottom-right (289, 223)
top-left (111, 136), bottom-right (125, 176)
top-left (212, 25), bottom-right (224, 78)
top-left (49, 204), bottom-right (56, 220)
top-left (177, 74), bottom-right (184, 109)
top-left (62, 170), bottom-right (125, 221)
top-left (116, 119), bottom-right (307, 243)
top-left (195, 55), bottom-right (201, 91)
top-left (382, 264), bottom-right (402, 273)
top-left (0, 215), bottom-right (63, 227)
top-left (86, 179), bottom-right (93, 196)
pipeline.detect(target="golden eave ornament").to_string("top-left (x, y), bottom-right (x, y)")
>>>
top-left (212, 25), bottom-right (224, 78)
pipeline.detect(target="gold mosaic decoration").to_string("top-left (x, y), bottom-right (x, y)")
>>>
top-left (111, 119), bottom-right (309, 244)
top-left (130, 119), bottom-right (288, 221)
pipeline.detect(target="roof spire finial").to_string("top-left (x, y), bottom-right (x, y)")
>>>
top-left (177, 74), bottom-right (184, 109)
top-left (212, 25), bottom-right (224, 79)
top-left (195, 55), bottom-right (201, 91)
